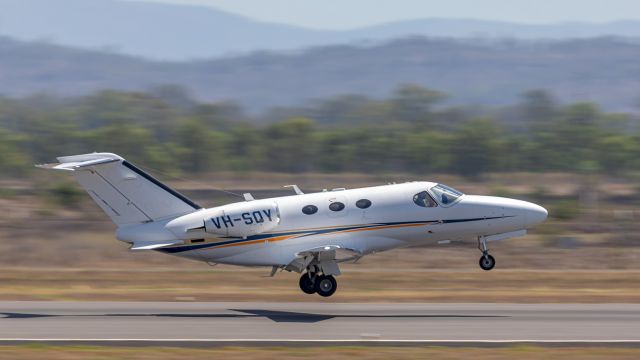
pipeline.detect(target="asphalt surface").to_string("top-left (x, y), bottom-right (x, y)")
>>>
top-left (0, 302), bottom-right (639, 345)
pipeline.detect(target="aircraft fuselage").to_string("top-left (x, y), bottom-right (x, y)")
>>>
top-left (124, 182), bottom-right (547, 267)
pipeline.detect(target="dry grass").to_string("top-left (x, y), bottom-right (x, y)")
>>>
top-left (0, 268), bottom-right (638, 302)
top-left (1, 220), bottom-right (640, 303)
top-left (0, 345), bottom-right (638, 360)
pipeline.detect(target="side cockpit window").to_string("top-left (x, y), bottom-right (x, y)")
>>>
top-left (413, 191), bottom-right (438, 208)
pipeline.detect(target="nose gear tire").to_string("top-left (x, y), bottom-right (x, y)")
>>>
top-left (479, 254), bottom-right (496, 271)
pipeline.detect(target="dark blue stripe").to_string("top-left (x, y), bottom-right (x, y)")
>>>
top-left (159, 237), bottom-right (248, 253)
top-left (157, 223), bottom-right (386, 254)
top-left (442, 216), bottom-right (511, 224)
top-left (122, 161), bottom-right (201, 210)
top-left (157, 216), bottom-right (513, 254)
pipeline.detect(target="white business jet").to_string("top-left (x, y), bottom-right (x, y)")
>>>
top-left (39, 153), bottom-right (547, 297)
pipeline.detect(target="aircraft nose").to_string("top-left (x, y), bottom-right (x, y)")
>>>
top-left (458, 195), bottom-right (548, 229)
top-left (523, 201), bottom-right (548, 226)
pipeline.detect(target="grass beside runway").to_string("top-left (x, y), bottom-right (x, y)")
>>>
top-left (0, 345), bottom-right (639, 359)
top-left (0, 268), bottom-right (638, 302)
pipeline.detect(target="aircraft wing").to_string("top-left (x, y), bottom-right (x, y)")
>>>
top-left (283, 245), bottom-right (363, 275)
top-left (296, 245), bottom-right (362, 261)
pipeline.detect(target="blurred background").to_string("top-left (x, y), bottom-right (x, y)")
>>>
top-left (0, 0), bottom-right (639, 302)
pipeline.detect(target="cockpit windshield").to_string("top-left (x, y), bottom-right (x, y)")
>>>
top-left (429, 184), bottom-right (464, 207)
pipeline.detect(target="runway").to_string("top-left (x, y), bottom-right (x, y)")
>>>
top-left (0, 302), bottom-right (639, 345)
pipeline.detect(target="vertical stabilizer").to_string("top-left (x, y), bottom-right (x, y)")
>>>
top-left (38, 153), bottom-right (201, 226)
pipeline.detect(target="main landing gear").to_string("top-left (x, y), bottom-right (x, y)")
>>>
top-left (298, 271), bottom-right (338, 297)
top-left (478, 236), bottom-right (496, 271)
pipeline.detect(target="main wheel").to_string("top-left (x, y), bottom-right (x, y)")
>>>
top-left (479, 254), bottom-right (496, 271)
top-left (299, 273), bottom-right (316, 294)
top-left (315, 275), bottom-right (337, 297)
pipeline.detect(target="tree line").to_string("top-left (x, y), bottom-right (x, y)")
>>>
top-left (0, 85), bottom-right (638, 178)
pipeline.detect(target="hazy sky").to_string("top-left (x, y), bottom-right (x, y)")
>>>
top-left (140, 0), bottom-right (640, 29)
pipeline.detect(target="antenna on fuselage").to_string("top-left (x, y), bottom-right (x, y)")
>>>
top-left (284, 185), bottom-right (304, 195)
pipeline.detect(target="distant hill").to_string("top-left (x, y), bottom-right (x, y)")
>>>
top-left (349, 18), bottom-right (640, 41)
top-left (4, 0), bottom-right (640, 60)
top-left (2, 36), bottom-right (640, 112)
top-left (0, 0), bottom-right (329, 60)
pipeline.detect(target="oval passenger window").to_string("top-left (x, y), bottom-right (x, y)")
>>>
top-left (329, 202), bottom-right (345, 212)
top-left (356, 199), bottom-right (372, 209)
top-left (302, 205), bottom-right (318, 215)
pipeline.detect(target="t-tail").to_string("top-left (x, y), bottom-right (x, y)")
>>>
top-left (37, 153), bottom-right (201, 226)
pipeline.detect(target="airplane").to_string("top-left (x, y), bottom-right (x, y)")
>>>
top-left (38, 152), bottom-right (548, 297)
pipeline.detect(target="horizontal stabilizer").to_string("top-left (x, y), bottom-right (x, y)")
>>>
top-left (130, 240), bottom-right (184, 251)
top-left (36, 153), bottom-right (122, 171)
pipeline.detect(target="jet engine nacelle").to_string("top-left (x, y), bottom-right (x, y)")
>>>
top-left (203, 200), bottom-right (280, 237)
top-left (166, 200), bottom-right (280, 239)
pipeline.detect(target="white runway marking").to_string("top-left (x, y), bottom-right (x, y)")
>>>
top-left (1, 339), bottom-right (640, 343)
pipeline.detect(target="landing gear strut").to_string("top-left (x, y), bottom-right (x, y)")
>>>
top-left (478, 236), bottom-right (496, 271)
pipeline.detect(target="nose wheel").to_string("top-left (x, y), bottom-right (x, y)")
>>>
top-left (479, 253), bottom-right (496, 271)
top-left (478, 236), bottom-right (496, 271)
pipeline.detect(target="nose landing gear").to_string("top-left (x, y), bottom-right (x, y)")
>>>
top-left (478, 236), bottom-right (496, 271)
